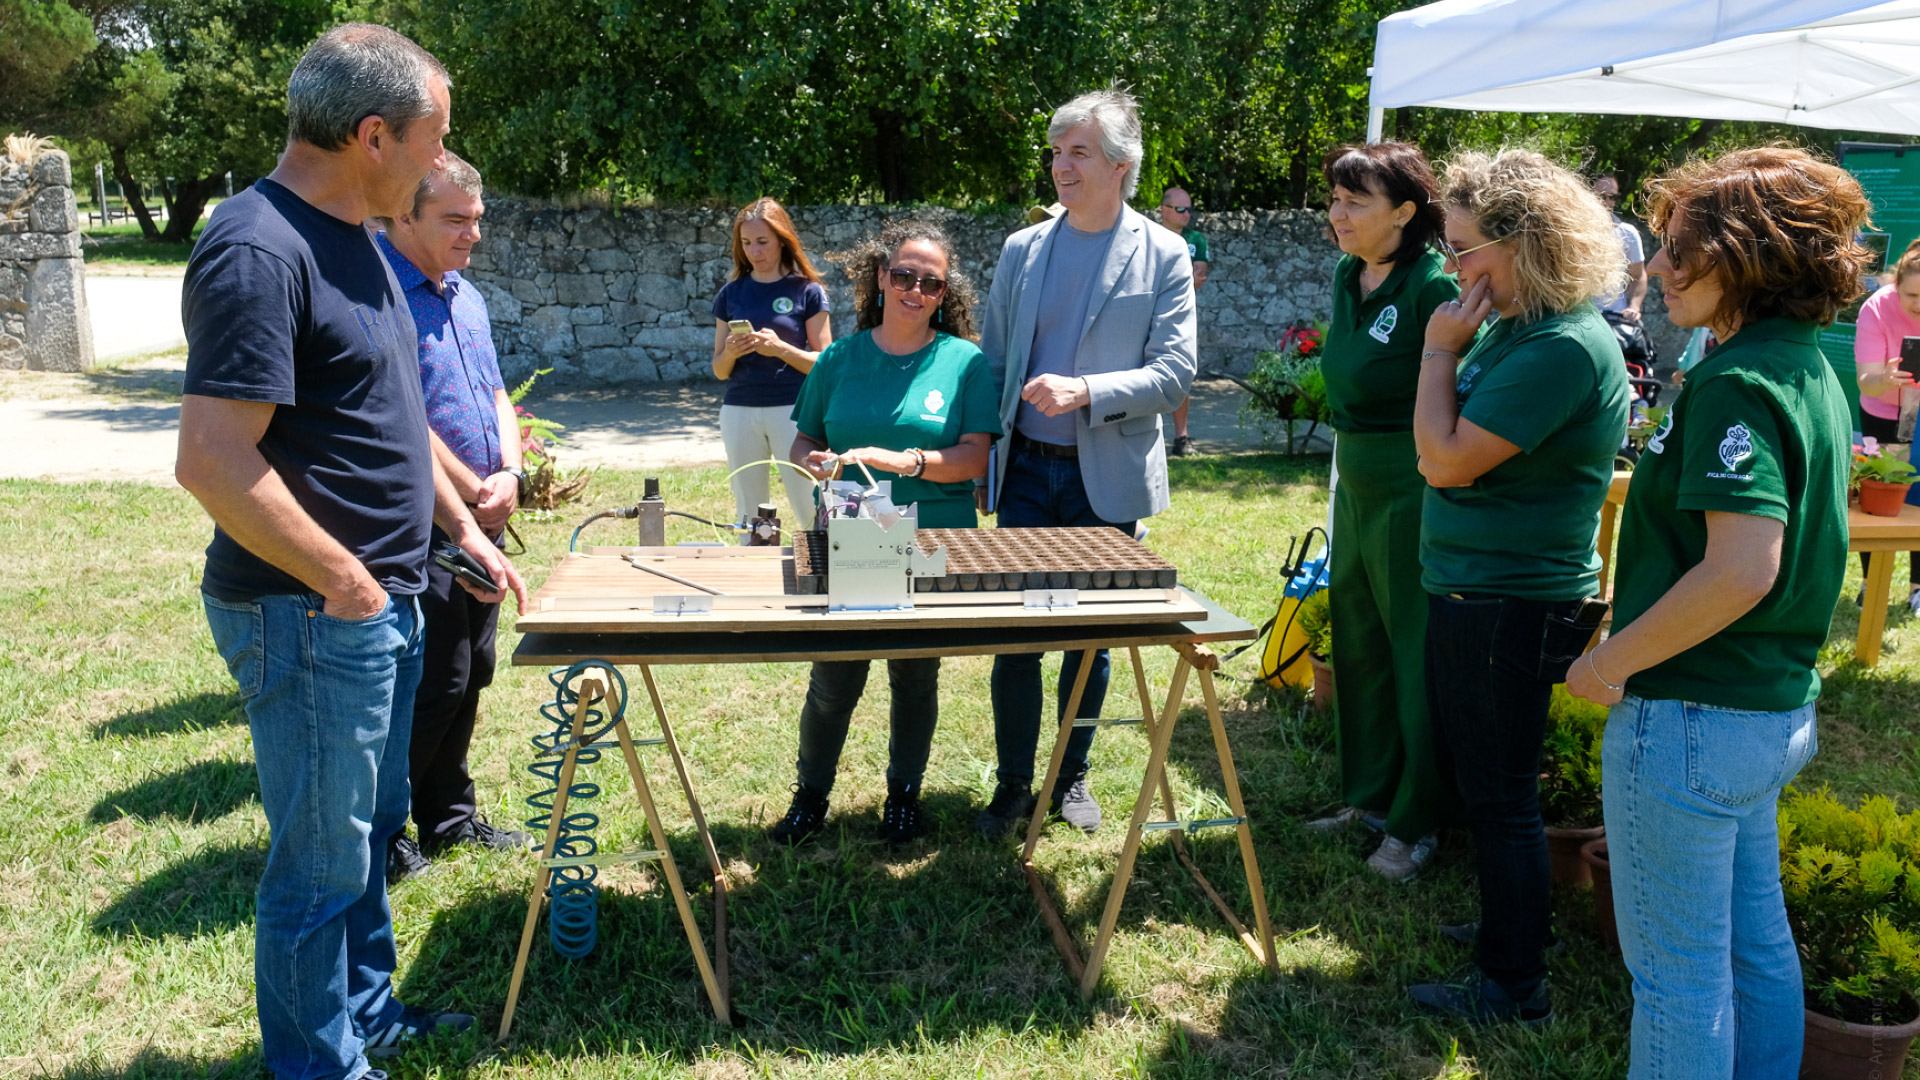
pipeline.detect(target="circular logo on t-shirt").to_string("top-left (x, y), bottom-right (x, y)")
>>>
top-left (925, 389), bottom-right (946, 415)
top-left (772, 296), bottom-right (796, 315)
top-left (1187, 241), bottom-right (1198, 258)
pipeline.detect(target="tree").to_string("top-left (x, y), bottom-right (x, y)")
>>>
top-left (0, 0), bottom-right (95, 126)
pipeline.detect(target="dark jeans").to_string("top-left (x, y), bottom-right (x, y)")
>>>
top-left (409, 552), bottom-right (499, 849)
top-left (989, 447), bottom-right (1138, 786)
top-left (1425, 591), bottom-right (1591, 997)
top-left (796, 658), bottom-right (941, 793)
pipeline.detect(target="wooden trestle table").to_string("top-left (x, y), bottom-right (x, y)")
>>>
top-left (497, 544), bottom-right (1275, 1036)
top-left (1598, 470), bottom-right (1920, 667)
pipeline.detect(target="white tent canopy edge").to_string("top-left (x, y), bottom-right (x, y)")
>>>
top-left (1365, 0), bottom-right (1920, 142)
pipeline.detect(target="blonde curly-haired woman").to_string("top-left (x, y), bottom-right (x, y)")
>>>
top-left (1406, 148), bottom-right (1631, 1025)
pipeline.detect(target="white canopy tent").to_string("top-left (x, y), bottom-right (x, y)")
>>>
top-left (1367, 0), bottom-right (1920, 141)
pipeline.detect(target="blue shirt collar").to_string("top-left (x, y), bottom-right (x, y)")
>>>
top-left (375, 230), bottom-right (461, 297)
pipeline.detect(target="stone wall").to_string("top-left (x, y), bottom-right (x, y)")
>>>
top-left (0, 149), bottom-right (92, 372)
top-left (461, 198), bottom-right (1688, 386)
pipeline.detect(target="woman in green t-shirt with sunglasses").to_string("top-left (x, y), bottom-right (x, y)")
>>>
top-left (770, 219), bottom-right (1002, 849)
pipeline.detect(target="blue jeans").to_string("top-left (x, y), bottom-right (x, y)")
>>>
top-left (205, 591), bottom-right (423, 1080)
top-left (1604, 694), bottom-right (1818, 1080)
top-left (989, 448), bottom-right (1137, 786)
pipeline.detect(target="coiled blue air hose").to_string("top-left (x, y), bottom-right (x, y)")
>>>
top-left (526, 661), bottom-right (627, 958)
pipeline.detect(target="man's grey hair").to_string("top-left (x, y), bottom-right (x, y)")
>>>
top-left (1048, 86), bottom-right (1144, 200)
top-left (409, 151), bottom-right (482, 220)
top-left (287, 23), bottom-right (450, 151)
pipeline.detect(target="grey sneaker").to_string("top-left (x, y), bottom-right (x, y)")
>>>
top-left (974, 780), bottom-right (1037, 839)
top-left (1307, 806), bottom-right (1388, 833)
top-left (362, 1005), bottom-right (475, 1058)
top-left (1050, 772), bottom-right (1102, 834)
top-left (1367, 834), bottom-right (1438, 882)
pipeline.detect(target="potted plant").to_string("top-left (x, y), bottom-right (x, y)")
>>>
top-left (1852, 437), bottom-right (1916, 517)
top-left (1780, 786), bottom-right (1920, 1079)
top-left (1295, 589), bottom-right (1334, 713)
top-left (1580, 837), bottom-right (1617, 952)
top-left (1229, 321), bottom-right (1329, 455)
top-left (510, 368), bottom-right (593, 513)
top-left (1540, 687), bottom-right (1606, 888)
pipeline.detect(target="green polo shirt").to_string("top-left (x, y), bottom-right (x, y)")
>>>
top-left (1611, 318), bottom-right (1851, 711)
top-left (1420, 304), bottom-right (1630, 600)
top-left (1323, 250), bottom-right (1462, 434)
top-left (1182, 229), bottom-right (1210, 264)
top-left (791, 329), bottom-right (1002, 528)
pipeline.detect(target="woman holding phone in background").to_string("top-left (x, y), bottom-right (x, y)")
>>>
top-left (1853, 237), bottom-right (1920, 609)
top-left (712, 197), bottom-right (832, 531)
top-left (1408, 148), bottom-right (1629, 1025)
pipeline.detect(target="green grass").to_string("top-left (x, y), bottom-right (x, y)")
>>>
top-left (81, 220), bottom-right (205, 270)
top-left (3, 458), bottom-right (1915, 1078)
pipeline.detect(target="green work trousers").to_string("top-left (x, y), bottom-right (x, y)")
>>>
top-left (1329, 430), bottom-right (1459, 841)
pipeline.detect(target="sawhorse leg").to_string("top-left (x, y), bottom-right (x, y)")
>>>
top-left (1022, 644), bottom-right (1279, 999)
top-left (498, 672), bottom-right (731, 1042)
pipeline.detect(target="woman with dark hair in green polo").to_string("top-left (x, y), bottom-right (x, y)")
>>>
top-left (1305, 142), bottom-right (1464, 881)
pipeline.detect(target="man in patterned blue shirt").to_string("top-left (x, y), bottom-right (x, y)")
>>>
top-left (375, 152), bottom-right (532, 879)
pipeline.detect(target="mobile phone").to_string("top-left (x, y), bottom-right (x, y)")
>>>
top-left (1900, 337), bottom-right (1920, 380)
top-left (432, 539), bottom-right (498, 593)
top-left (728, 319), bottom-right (754, 335)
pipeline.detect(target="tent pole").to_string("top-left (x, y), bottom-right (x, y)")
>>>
top-left (1366, 105), bottom-right (1385, 144)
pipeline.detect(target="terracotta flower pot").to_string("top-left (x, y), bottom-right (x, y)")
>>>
top-left (1308, 653), bottom-right (1334, 715)
top-left (1545, 823), bottom-right (1605, 888)
top-left (1858, 478), bottom-right (1912, 517)
top-left (1802, 998), bottom-right (1920, 1080)
top-left (1581, 838), bottom-right (1618, 953)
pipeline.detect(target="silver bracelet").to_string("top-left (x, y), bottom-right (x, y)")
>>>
top-left (1587, 651), bottom-right (1624, 692)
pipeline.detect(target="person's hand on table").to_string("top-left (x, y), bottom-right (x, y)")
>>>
top-left (1566, 647), bottom-right (1626, 707)
top-left (1021, 374), bottom-right (1089, 417)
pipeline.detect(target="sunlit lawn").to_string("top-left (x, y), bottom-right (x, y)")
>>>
top-left (4, 456), bottom-right (1915, 1078)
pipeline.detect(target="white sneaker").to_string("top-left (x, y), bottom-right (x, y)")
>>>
top-left (1367, 834), bottom-right (1438, 882)
top-left (1306, 806), bottom-right (1387, 833)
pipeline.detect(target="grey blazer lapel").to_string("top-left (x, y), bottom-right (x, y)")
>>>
top-left (1081, 209), bottom-right (1144, 342)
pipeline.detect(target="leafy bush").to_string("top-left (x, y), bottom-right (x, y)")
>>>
top-left (1539, 687), bottom-right (1605, 830)
top-left (1296, 589), bottom-right (1332, 661)
top-left (1780, 786), bottom-right (1920, 1024)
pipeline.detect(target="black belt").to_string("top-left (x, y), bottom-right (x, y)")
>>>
top-left (1013, 431), bottom-right (1078, 459)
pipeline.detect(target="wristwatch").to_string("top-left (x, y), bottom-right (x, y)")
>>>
top-left (498, 466), bottom-right (527, 497)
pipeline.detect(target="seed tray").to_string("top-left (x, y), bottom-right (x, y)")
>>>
top-left (790, 527), bottom-right (1176, 595)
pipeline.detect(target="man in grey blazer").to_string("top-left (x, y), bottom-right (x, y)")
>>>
top-left (974, 87), bottom-right (1198, 838)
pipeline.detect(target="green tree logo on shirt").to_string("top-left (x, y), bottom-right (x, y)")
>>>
top-left (1369, 305), bottom-right (1398, 343)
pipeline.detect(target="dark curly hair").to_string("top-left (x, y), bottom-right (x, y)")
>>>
top-left (834, 219), bottom-right (980, 342)
top-left (1321, 141), bottom-right (1445, 266)
top-left (1646, 146), bottom-right (1872, 329)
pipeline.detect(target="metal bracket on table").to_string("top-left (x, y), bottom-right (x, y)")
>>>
top-left (653, 595), bottom-right (714, 616)
top-left (1023, 588), bottom-right (1080, 610)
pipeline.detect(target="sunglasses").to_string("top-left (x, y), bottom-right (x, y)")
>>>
top-left (1436, 235), bottom-right (1504, 261)
top-left (1160, 204), bottom-right (1193, 214)
top-left (887, 268), bottom-right (946, 298)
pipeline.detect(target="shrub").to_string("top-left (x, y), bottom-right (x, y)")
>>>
top-left (1296, 589), bottom-right (1332, 661)
top-left (1539, 687), bottom-right (1605, 829)
top-left (1780, 786), bottom-right (1920, 1024)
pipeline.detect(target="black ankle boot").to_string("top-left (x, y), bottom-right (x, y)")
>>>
top-left (879, 780), bottom-right (927, 844)
top-left (771, 782), bottom-right (829, 846)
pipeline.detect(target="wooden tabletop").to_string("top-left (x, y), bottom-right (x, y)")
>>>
top-left (1606, 469), bottom-right (1920, 550)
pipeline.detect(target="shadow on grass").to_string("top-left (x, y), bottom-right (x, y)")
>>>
top-left (399, 800), bottom-right (1105, 1064)
top-left (92, 840), bottom-right (264, 939)
top-left (82, 366), bottom-right (186, 402)
top-left (43, 1047), bottom-right (260, 1080)
top-left (89, 756), bottom-right (257, 824)
top-left (94, 690), bottom-right (246, 739)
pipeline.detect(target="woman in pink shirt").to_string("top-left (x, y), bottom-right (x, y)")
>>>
top-left (1854, 238), bottom-right (1920, 608)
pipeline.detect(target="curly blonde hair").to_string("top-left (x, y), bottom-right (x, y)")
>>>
top-left (1441, 149), bottom-right (1627, 320)
top-left (834, 219), bottom-right (980, 342)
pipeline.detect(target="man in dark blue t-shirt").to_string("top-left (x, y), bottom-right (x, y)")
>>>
top-left (176, 24), bottom-right (525, 1079)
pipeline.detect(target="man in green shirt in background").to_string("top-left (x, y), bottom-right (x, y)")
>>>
top-left (1158, 187), bottom-right (1208, 456)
